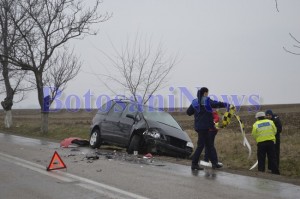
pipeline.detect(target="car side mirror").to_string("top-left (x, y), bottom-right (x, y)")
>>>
top-left (126, 114), bottom-right (136, 120)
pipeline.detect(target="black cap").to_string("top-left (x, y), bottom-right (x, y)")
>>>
top-left (265, 110), bottom-right (273, 116)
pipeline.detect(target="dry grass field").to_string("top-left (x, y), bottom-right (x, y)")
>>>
top-left (174, 104), bottom-right (300, 178)
top-left (1, 104), bottom-right (300, 184)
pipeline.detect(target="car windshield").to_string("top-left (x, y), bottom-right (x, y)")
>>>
top-left (142, 107), bottom-right (182, 130)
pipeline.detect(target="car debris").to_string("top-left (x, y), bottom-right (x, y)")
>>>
top-left (86, 154), bottom-right (99, 160)
top-left (61, 146), bottom-right (166, 167)
top-left (70, 148), bottom-right (81, 151)
top-left (60, 137), bottom-right (89, 148)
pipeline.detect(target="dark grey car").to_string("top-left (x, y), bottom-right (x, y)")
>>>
top-left (89, 99), bottom-right (194, 157)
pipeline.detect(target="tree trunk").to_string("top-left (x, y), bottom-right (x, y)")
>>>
top-left (1, 98), bottom-right (13, 128)
top-left (41, 112), bottom-right (49, 134)
top-left (35, 71), bottom-right (48, 135)
top-left (1, 3), bottom-right (15, 129)
top-left (4, 110), bottom-right (13, 128)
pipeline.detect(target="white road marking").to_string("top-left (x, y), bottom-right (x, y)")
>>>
top-left (0, 152), bottom-right (150, 199)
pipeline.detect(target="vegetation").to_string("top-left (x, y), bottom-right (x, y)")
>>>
top-left (186, 129), bottom-right (300, 177)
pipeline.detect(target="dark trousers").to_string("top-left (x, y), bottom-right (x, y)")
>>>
top-left (268, 140), bottom-right (280, 170)
top-left (192, 130), bottom-right (218, 166)
top-left (204, 130), bottom-right (218, 163)
top-left (275, 141), bottom-right (280, 167)
top-left (257, 140), bottom-right (280, 174)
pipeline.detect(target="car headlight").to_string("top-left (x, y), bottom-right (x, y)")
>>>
top-left (143, 129), bottom-right (161, 139)
top-left (186, 141), bottom-right (194, 148)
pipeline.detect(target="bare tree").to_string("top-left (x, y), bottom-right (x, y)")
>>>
top-left (0, 0), bottom-right (33, 128)
top-left (98, 34), bottom-right (178, 104)
top-left (2, 0), bottom-right (110, 134)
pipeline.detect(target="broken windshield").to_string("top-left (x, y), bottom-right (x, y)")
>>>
top-left (142, 108), bottom-right (182, 130)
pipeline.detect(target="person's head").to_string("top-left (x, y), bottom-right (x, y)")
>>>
top-left (255, 112), bottom-right (265, 120)
top-left (265, 109), bottom-right (274, 119)
top-left (197, 87), bottom-right (209, 99)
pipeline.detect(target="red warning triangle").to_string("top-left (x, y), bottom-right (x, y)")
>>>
top-left (47, 151), bottom-right (67, 171)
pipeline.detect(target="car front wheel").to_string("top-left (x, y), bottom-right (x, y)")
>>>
top-left (90, 129), bottom-right (101, 149)
top-left (128, 134), bottom-right (141, 154)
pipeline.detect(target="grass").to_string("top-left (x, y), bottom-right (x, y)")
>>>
top-left (0, 108), bottom-right (300, 179)
top-left (186, 128), bottom-right (300, 177)
top-left (1, 122), bottom-right (90, 141)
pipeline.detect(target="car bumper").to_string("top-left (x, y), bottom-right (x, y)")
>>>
top-left (143, 136), bottom-right (193, 157)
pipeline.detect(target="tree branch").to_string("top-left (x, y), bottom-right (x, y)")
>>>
top-left (275, 0), bottom-right (279, 12)
top-left (98, 33), bottom-right (178, 104)
top-left (283, 33), bottom-right (300, 55)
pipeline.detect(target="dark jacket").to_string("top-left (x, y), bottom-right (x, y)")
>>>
top-left (272, 114), bottom-right (282, 142)
top-left (187, 97), bottom-right (228, 131)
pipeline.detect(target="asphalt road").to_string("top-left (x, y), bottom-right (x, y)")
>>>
top-left (0, 132), bottom-right (299, 199)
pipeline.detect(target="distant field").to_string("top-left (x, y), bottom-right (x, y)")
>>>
top-left (0, 104), bottom-right (300, 179)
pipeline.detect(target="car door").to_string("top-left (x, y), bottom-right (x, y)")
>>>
top-left (117, 103), bottom-right (138, 145)
top-left (100, 101), bottom-right (126, 143)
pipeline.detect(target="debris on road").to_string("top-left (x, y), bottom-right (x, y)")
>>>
top-left (143, 153), bottom-right (154, 163)
top-left (70, 148), bottom-right (81, 152)
top-left (60, 146), bottom-right (166, 167)
top-left (86, 154), bottom-right (99, 160)
top-left (60, 137), bottom-right (89, 148)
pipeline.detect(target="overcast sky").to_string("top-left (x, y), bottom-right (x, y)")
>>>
top-left (10, 0), bottom-right (300, 109)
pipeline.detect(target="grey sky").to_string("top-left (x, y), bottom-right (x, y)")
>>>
top-left (10, 0), bottom-right (300, 108)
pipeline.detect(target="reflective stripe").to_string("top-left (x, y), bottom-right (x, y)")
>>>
top-left (256, 132), bottom-right (274, 137)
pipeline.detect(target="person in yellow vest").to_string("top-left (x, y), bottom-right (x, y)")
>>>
top-left (251, 112), bottom-right (280, 175)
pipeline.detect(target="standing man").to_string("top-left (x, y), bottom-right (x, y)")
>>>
top-left (187, 87), bottom-right (228, 170)
top-left (265, 109), bottom-right (282, 169)
top-left (251, 112), bottom-right (280, 175)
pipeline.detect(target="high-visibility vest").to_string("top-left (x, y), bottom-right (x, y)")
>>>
top-left (252, 119), bottom-right (277, 143)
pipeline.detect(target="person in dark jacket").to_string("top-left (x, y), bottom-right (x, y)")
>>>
top-left (187, 87), bottom-right (229, 170)
top-left (265, 109), bottom-right (282, 169)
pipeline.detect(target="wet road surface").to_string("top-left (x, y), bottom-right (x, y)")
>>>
top-left (0, 132), bottom-right (300, 199)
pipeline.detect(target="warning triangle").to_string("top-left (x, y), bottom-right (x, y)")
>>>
top-left (47, 151), bottom-right (67, 171)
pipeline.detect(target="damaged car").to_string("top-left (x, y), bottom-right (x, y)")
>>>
top-left (89, 99), bottom-right (194, 158)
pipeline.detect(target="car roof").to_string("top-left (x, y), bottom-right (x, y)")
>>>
top-left (112, 99), bottom-right (164, 112)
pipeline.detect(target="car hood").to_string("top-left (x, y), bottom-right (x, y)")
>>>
top-left (145, 120), bottom-right (192, 142)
